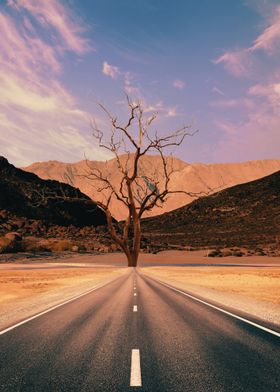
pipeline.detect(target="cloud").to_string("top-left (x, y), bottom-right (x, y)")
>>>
top-left (214, 111), bottom-right (280, 162)
top-left (102, 61), bottom-right (121, 79)
top-left (213, 49), bottom-right (252, 77)
top-left (213, 4), bottom-right (280, 77)
top-left (102, 62), bottom-right (183, 119)
top-left (0, 72), bottom-right (62, 112)
top-left (251, 6), bottom-right (280, 52)
top-left (8, 0), bottom-right (91, 54)
top-left (248, 82), bottom-right (280, 113)
top-left (213, 81), bottom-right (280, 161)
top-left (143, 101), bottom-right (182, 117)
top-left (123, 72), bottom-right (141, 95)
top-left (0, 12), bottom-right (61, 79)
top-left (172, 79), bottom-right (185, 89)
top-left (102, 63), bottom-right (141, 96)
top-left (0, 1), bottom-right (109, 166)
top-left (209, 98), bottom-right (254, 109)
top-left (212, 86), bottom-right (225, 96)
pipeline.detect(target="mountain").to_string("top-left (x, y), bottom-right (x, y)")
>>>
top-left (141, 170), bottom-right (280, 251)
top-left (24, 155), bottom-right (280, 220)
top-left (0, 156), bottom-right (107, 229)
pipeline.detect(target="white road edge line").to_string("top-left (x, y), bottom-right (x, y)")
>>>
top-left (133, 305), bottom-right (138, 312)
top-left (148, 276), bottom-right (280, 338)
top-left (130, 349), bottom-right (142, 387)
top-left (0, 275), bottom-right (122, 336)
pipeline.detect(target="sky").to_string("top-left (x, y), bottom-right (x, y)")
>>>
top-left (0, 0), bottom-right (280, 166)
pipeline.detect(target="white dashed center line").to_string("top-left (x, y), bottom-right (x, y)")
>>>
top-left (130, 349), bottom-right (142, 387)
top-left (133, 305), bottom-right (138, 312)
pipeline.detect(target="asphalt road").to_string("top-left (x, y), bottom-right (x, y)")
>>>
top-left (0, 270), bottom-right (279, 391)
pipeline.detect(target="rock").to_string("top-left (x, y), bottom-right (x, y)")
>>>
top-left (0, 210), bottom-right (8, 219)
top-left (0, 156), bottom-right (9, 168)
top-left (4, 232), bottom-right (22, 241)
top-left (111, 244), bottom-right (118, 251)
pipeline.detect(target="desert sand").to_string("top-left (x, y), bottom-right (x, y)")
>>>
top-left (0, 266), bottom-right (127, 331)
top-left (2, 249), bottom-right (280, 266)
top-left (1, 250), bottom-right (280, 330)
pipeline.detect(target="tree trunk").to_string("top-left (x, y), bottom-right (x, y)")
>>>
top-left (126, 252), bottom-right (138, 267)
top-left (125, 216), bottom-right (141, 267)
top-left (132, 216), bottom-right (141, 266)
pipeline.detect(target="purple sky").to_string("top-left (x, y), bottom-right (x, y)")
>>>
top-left (0, 0), bottom-right (280, 166)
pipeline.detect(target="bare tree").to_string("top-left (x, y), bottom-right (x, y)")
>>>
top-left (86, 97), bottom-right (200, 267)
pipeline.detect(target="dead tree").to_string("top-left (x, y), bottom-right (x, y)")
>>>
top-left (87, 97), bottom-right (200, 267)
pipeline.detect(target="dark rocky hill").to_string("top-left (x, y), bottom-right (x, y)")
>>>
top-left (141, 170), bottom-right (280, 251)
top-left (0, 156), bottom-right (107, 230)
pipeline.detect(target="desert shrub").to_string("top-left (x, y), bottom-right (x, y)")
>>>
top-left (22, 237), bottom-right (38, 252)
top-left (0, 237), bottom-right (22, 253)
top-left (232, 250), bottom-right (244, 257)
top-left (208, 249), bottom-right (222, 257)
top-left (256, 250), bottom-right (266, 256)
top-left (21, 237), bottom-right (52, 253)
top-left (222, 250), bottom-right (232, 257)
top-left (50, 239), bottom-right (73, 252)
top-left (0, 237), bottom-right (12, 253)
top-left (74, 243), bottom-right (87, 252)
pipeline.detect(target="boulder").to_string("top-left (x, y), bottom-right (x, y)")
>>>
top-left (4, 232), bottom-right (22, 241)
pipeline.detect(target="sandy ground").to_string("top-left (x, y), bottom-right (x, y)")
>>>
top-left (1, 250), bottom-right (280, 266)
top-left (141, 266), bottom-right (280, 327)
top-left (138, 250), bottom-right (280, 266)
top-left (0, 266), bottom-right (128, 331)
top-left (1, 250), bottom-right (280, 331)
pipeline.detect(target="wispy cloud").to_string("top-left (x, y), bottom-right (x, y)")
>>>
top-left (213, 49), bottom-right (252, 77)
top-left (101, 61), bottom-right (184, 119)
top-left (209, 98), bottom-right (254, 109)
top-left (102, 61), bottom-right (121, 79)
top-left (0, 1), bottom-right (108, 166)
top-left (212, 86), bottom-right (225, 96)
top-left (7, 0), bottom-right (91, 54)
top-left (251, 6), bottom-right (280, 53)
top-left (172, 79), bottom-right (185, 89)
top-left (102, 61), bottom-right (141, 95)
top-left (213, 4), bottom-right (280, 77)
top-left (143, 101), bottom-right (182, 117)
top-left (213, 81), bottom-right (280, 161)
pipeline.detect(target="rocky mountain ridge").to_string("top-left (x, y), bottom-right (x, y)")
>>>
top-left (141, 170), bottom-right (280, 254)
top-left (24, 155), bottom-right (280, 220)
top-left (0, 156), bottom-right (111, 253)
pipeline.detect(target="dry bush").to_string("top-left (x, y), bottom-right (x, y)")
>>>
top-left (22, 237), bottom-right (38, 252)
top-left (49, 239), bottom-right (73, 252)
top-left (0, 237), bottom-right (22, 253)
top-left (208, 249), bottom-right (222, 257)
top-left (232, 250), bottom-right (244, 257)
top-left (222, 250), bottom-right (232, 257)
top-left (0, 237), bottom-right (12, 252)
top-left (22, 237), bottom-right (51, 252)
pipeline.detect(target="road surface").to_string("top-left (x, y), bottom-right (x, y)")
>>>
top-left (0, 270), bottom-right (279, 391)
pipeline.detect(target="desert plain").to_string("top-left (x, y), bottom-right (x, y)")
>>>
top-left (1, 250), bottom-right (280, 331)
